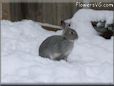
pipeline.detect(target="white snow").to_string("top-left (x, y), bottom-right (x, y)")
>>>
top-left (1, 9), bottom-right (113, 84)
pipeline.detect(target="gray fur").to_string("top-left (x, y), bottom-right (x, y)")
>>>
top-left (39, 22), bottom-right (78, 61)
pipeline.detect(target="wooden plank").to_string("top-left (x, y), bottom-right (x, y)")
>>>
top-left (10, 3), bottom-right (23, 21)
top-left (36, 3), bottom-right (43, 22)
top-left (0, 3), bottom-right (2, 20)
top-left (56, 3), bottom-right (73, 25)
top-left (2, 3), bottom-right (11, 20)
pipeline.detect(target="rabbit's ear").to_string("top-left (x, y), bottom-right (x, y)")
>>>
top-left (61, 20), bottom-right (66, 28)
top-left (61, 20), bottom-right (70, 30)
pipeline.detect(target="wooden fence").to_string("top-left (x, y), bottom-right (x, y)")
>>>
top-left (2, 3), bottom-right (81, 25)
top-left (2, 1), bottom-right (114, 25)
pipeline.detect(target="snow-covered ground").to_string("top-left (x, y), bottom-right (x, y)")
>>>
top-left (1, 9), bottom-right (113, 84)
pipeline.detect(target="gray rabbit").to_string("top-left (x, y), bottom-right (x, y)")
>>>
top-left (39, 20), bottom-right (78, 61)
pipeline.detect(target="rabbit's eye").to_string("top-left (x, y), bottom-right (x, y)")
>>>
top-left (70, 31), bottom-right (74, 34)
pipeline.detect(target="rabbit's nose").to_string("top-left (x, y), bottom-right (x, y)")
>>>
top-left (75, 34), bottom-right (78, 39)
